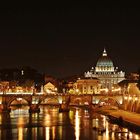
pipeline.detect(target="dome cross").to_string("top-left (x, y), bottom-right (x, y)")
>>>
top-left (103, 48), bottom-right (107, 56)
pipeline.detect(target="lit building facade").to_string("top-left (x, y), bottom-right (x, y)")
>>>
top-left (85, 48), bottom-right (125, 90)
top-left (44, 82), bottom-right (58, 94)
top-left (73, 78), bottom-right (100, 94)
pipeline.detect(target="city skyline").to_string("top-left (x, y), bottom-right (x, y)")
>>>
top-left (0, 46), bottom-right (139, 78)
top-left (0, 3), bottom-right (140, 140)
top-left (0, 2), bottom-right (140, 77)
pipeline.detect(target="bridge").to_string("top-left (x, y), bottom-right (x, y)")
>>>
top-left (0, 92), bottom-right (125, 113)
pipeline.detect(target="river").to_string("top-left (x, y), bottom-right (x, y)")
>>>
top-left (0, 106), bottom-right (140, 140)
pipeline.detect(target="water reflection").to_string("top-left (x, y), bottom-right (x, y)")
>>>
top-left (17, 116), bottom-right (24, 140)
top-left (75, 109), bottom-right (80, 140)
top-left (0, 106), bottom-right (140, 140)
top-left (52, 127), bottom-right (56, 140)
top-left (18, 126), bottom-right (23, 140)
top-left (45, 127), bottom-right (50, 140)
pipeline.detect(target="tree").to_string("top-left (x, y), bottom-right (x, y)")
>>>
top-left (22, 79), bottom-right (34, 88)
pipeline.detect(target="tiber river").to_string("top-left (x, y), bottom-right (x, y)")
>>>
top-left (0, 106), bottom-right (140, 140)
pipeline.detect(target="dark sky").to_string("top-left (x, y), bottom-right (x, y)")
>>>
top-left (0, 2), bottom-right (140, 78)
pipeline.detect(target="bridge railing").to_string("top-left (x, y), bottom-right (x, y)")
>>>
top-left (0, 92), bottom-right (124, 97)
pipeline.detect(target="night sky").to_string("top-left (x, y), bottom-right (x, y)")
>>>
top-left (0, 2), bottom-right (140, 78)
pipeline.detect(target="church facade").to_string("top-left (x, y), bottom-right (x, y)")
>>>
top-left (84, 49), bottom-right (125, 91)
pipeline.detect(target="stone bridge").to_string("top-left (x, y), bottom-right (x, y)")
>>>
top-left (0, 93), bottom-right (124, 113)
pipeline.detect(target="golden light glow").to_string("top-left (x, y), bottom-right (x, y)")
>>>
top-left (124, 96), bottom-right (128, 100)
top-left (17, 116), bottom-right (24, 140)
top-left (135, 134), bottom-right (139, 139)
top-left (112, 87), bottom-right (121, 92)
top-left (18, 127), bottom-right (23, 140)
top-left (52, 127), bottom-right (56, 140)
top-left (45, 127), bottom-right (50, 140)
top-left (58, 97), bottom-right (62, 104)
top-left (100, 88), bottom-right (109, 93)
top-left (46, 89), bottom-right (51, 93)
top-left (76, 89), bottom-right (79, 93)
top-left (17, 116), bottom-right (25, 127)
top-left (6, 92), bottom-right (33, 95)
top-left (44, 82), bottom-right (58, 94)
top-left (0, 114), bottom-right (1, 124)
top-left (102, 116), bottom-right (106, 128)
top-left (59, 126), bottom-right (62, 140)
top-left (129, 132), bottom-right (133, 139)
top-left (59, 113), bottom-right (63, 122)
top-left (75, 110), bottom-right (80, 140)
top-left (44, 114), bottom-right (51, 126)
top-left (17, 98), bottom-right (22, 101)
top-left (105, 121), bottom-right (109, 140)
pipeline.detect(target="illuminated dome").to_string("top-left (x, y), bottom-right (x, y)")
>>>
top-left (95, 48), bottom-right (114, 72)
top-left (84, 48), bottom-right (125, 90)
top-left (96, 49), bottom-right (114, 67)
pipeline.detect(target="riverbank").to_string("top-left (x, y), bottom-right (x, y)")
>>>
top-left (95, 106), bottom-right (140, 128)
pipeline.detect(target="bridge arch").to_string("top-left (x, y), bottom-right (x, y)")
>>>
top-left (7, 97), bottom-right (30, 107)
top-left (72, 97), bottom-right (90, 105)
top-left (98, 97), bottom-right (120, 107)
top-left (39, 97), bottom-right (60, 105)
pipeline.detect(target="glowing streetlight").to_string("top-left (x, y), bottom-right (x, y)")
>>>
top-left (76, 89), bottom-right (79, 94)
top-left (135, 97), bottom-right (138, 101)
top-left (124, 96), bottom-right (128, 100)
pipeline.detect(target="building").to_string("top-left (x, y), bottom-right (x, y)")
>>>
top-left (0, 67), bottom-right (44, 92)
top-left (44, 75), bottom-right (60, 92)
top-left (118, 72), bottom-right (140, 95)
top-left (85, 48), bottom-right (125, 90)
top-left (44, 82), bottom-right (58, 94)
top-left (73, 78), bottom-right (100, 94)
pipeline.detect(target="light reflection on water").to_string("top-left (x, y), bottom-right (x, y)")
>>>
top-left (18, 126), bottom-right (23, 140)
top-left (0, 106), bottom-right (140, 140)
top-left (45, 127), bottom-right (50, 140)
top-left (75, 109), bottom-right (80, 140)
